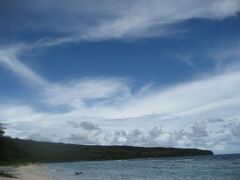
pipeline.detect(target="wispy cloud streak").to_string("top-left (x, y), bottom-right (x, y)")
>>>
top-left (1, 0), bottom-right (239, 46)
top-left (0, 46), bottom-right (47, 86)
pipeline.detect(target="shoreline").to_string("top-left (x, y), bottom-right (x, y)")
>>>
top-left (0, 165), bottom-right (58, 180)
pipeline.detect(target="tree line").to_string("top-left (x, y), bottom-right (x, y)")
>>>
top-left (0, 124), bottom-right (213, 165)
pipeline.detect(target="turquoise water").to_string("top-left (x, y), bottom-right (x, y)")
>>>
top-left (43, 154), bottom-right (240, 180)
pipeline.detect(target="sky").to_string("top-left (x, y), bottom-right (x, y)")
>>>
top-left (0, 0), bottom-right (240, 154)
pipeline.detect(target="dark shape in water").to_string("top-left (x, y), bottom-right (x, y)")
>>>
top-left (74, 171), bottom-right (82, 175)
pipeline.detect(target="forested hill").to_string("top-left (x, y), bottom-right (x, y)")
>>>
top-left (0, 136), bottom-right (213, 165)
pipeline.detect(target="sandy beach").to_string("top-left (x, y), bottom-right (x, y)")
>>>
top-left (0, 165), bottom-right (58, 180)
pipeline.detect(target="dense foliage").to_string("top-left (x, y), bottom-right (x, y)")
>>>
top-left (0, 124), bottom-right (6, 161)
top-left (0, 123), bottom-right (5, 137)
top-left (0, 134), bottom-right (213, 165)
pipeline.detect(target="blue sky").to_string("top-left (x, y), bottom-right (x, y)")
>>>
top-left (0, 0), bottom-right (240, 154)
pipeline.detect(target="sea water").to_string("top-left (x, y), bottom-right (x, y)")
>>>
top-left (42, 154), bottom-right (240, 180)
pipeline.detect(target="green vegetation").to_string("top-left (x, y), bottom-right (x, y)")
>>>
top-left (0, 125), bottom-right (213, 165)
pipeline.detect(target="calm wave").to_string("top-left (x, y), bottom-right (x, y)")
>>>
top-left (43, 154), bottom-right (240, 180)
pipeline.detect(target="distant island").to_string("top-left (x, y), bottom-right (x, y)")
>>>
top-left (0, 134), bottom-right (213, 165)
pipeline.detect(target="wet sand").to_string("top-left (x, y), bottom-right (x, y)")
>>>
top-left (0, 165), bottom-right (57, 180)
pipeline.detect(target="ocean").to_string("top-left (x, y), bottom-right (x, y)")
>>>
top-left (43, 154), bottom-right (240, 180)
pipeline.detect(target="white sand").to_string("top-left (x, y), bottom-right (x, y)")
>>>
top-left (1, 165), bottom-right (58, 180)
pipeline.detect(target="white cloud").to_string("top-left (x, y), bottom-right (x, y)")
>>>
top-left (69, 0), bottom-right (238, 41)
top-left (42, 78), bottom-right (131, 109)
top-left (84, 0), bottom-right (240, 40)
top-left (3, 0), bottom-right (239, 45)
top-left (0, 46), bottom-right (47, 86)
